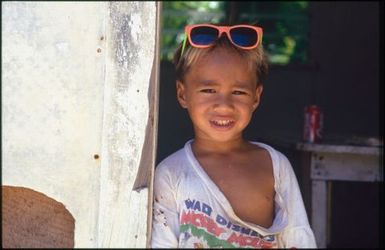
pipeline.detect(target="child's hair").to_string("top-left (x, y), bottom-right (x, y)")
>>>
top-left (173, 31), bottom-right (269, 86)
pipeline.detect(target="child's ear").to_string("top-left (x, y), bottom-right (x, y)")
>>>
top-left (252, 85), bottom-right (263, 111)
top-left (176, 81), bottom-right (188, 108)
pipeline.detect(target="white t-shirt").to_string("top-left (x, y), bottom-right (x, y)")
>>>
top-left (151, 140), bottom-right (317, 248)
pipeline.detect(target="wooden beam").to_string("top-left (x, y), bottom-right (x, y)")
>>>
top-left (312, 180), bottom-right (327, 248)
top-left (97, 2), bottom-right (157, 247)
top-left (311, 152), bottom-right (381, 182)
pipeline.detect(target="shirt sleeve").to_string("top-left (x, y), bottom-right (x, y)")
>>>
top-left (151, 163), bottom-right (180, 248)
top-left (276, 153), bottom-right (317, 248)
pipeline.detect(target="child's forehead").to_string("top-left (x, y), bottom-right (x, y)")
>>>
top-left (184, 48), bottom-right (257, 87)
top-left (191, 47), bottom-right (254, 73)
top-left (202, 46), bottom-right (242, 59)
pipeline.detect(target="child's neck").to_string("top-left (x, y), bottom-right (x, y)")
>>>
top-left (192, 136), bottom-right (249, 155)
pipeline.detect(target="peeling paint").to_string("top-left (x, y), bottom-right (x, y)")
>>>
top-left (97, 2), bottom-right (156, 247)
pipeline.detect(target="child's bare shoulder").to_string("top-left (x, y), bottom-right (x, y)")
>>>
top-left (246, 141), bottom-right (293, 174)
top-left (246, 142), bottom-right (273, 167)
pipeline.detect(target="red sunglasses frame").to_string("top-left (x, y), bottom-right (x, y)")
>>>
top-left (182, 24), bottom-right (263, 54)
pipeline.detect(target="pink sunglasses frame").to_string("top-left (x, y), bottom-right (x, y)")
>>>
top-left (181, 24), bottom-right (263, 55)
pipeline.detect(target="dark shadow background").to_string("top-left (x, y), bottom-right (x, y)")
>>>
top-left (156, 2), bottom-right (382, 248)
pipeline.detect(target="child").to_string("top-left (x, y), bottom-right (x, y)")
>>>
top-left (151, 23), bottom-right (316, 248)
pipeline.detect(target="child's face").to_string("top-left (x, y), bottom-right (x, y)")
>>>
top-left (176, 47), bottom-right (263, 143)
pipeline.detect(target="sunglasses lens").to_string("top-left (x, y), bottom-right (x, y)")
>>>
top-left (190, 26), bottom-right (219, 45)
top-left (230, 27), bottom-right (258, 47)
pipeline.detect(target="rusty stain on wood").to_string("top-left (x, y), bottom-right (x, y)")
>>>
top-left (2, 185), bottom-right (75, 248)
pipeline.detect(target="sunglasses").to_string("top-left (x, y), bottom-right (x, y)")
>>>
top-left (181, 24), bottom-right (263, 56)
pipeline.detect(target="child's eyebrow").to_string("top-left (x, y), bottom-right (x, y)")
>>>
top-left (197, 80), bottom-right (252, 89)
top-left (231, 81), bottom-right (257, 91)
top-left (234, 81), bottom-right (253, 89)
top-left (197, 80), bottom-right (220, 87)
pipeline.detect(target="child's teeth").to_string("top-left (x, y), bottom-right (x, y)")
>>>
top-left (216, 120), bottom-right (230, 125)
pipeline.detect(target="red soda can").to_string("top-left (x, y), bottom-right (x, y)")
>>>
top-left (303, 105), bottom-right (323, 143)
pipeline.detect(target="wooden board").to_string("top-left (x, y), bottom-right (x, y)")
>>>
top-left (2, 2), bottom-right (160, 247)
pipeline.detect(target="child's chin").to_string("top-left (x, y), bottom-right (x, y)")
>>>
top-left (208, 132), bottom-right (241, 142)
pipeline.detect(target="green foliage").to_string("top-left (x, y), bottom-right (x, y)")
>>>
top-left (161, 1), bottom-right (225, 61)
top-left (161, 1), bottom-right (309, 65)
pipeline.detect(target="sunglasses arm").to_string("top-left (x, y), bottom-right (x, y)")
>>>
top-left (181, 32), bottom-right (188, 56)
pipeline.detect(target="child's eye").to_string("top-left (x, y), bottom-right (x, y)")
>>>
top-left (200, 89), bottom-right (216, 93)
top-left (233, 90), bottom-right (247, 95)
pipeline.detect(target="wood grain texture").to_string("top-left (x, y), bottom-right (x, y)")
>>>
top-left (2, 2), bottom-right (158, 247)
top-left (311, 181), bottom-right (327, 248)
top-left (2, 2), bottom-right (106, 246)
top-left (96, 2), bottom-right (157, 247)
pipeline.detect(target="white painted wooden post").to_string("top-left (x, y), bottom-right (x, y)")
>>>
top-left (2, 2), bottom-right (160, 247)
top-left (311, 180), bottom-right (328, 248)
top-left (97, 2), bottom-right (159, 248)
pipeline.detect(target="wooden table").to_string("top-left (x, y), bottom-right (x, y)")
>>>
top-left (296, 143), bottom-right (382, 248)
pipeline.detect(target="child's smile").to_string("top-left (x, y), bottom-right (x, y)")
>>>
top-left (209, 119), bottom-right (235, 129)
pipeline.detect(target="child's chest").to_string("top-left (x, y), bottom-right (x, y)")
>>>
top-left (199, 155), bottom-right (275, 228)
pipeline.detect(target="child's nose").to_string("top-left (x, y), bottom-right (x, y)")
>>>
top-left (213, 94), bottom-right (234, 111)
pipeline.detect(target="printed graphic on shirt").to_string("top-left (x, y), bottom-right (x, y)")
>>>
top-left (179, 198), bottom-right (277, 248)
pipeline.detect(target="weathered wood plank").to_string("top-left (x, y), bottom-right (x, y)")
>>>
top-left (2, 2), bottom-right (106, 247)
top-left (3, 2), bottom-right (159, 247)
top-left (311, 152), bottom-right (381, 182)
top-left (312, 180), bottom-right (327, 248)
top-left (297, 142), bottom-right (381, 155)
top-left (97, 2), bottom-right (157, 248)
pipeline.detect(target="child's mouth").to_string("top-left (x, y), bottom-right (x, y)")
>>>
top-left (209, 119), bottom-right (235, 129)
